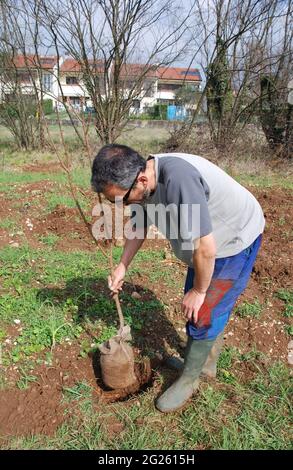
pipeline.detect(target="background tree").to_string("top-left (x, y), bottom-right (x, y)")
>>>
top-left (0, 0), bottom-right (52, 149)
top-left (258, 0), bottom-right (293, 158)
top-left (175, 84), bottom-right (201, 108)
top-left (167, 0), bottom-right (292, 154)
top-left (38, 0), bottom-right (195, 144)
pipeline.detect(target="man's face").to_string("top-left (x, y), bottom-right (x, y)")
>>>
top-left (103, 175), bottom-right (151, 206)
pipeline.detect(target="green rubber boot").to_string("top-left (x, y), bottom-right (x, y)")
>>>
top-left (156, 337), bottom-right (215, 413)
top-left (202, 332), bottom-right (224, 378)
top-left (165, 332), bottom-right (224, 379)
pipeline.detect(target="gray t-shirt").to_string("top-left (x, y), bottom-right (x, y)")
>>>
top-left (131, 153), bottom-right (265, 267)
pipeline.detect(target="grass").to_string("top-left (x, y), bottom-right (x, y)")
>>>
top-left (16, 366), bottom-right (38, 390)
top-left (235, 299), bottom-right (262, 319)
top-left (0, 123), bottom-right (168, 170)
top-left (0, 218), bottom-right (18, 231)
top-left (4, 306), bottom-right (79, 365)
top-left (118, 126), bottom-right (169, 156)
top-left (235, 174), bottom-right (293, 190)
top-left (0, 245), bottom-right (166, 367)
top-left (0, 167), bottom-right (91, 190)
top-left (38, 234), bottom-right (60, 247)
top-left (45, 193), bottom-right (81, 212)
top-left (284, 325), bottom-right (293, 337)
top-left (276, 289), bottom-right (293, 318)
top-left (3, 360), bottom-right (291, 450)
top-left (2, 164), bottom-right (291, 206)
top-left (0, 170), bottom-right (52, 188)
top-left (63, 381), bottom-right (93, 404)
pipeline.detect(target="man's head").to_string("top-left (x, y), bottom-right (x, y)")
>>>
top-left (91, 144), bottom-right (153, 204)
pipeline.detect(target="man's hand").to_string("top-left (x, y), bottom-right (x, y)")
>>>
top-left (181, 289), bottom-right (206, 325)
top-left (108, 262), bottom-right (126, 294)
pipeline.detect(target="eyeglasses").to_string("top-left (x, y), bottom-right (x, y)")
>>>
top-left (122, 170), bottom-right (141, 204)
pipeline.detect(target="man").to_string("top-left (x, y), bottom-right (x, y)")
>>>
top-left (91, 144), bottom-right (265, 413)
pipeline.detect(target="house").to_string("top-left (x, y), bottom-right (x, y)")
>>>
top-left (58, 58), bottom-right (106, 110)
top-left (0, 54), bottom-right (202, 116)
top-left (118, 63), bottom-right (158, 114)
top-left (155, 66), bottom-right (201, 105)
top-left (0, 54), bottom-right (60, 109)
top-left (119, 63), bottom-right (202, 115)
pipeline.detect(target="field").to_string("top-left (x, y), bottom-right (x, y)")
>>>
top-left (0, 125), bottom-right (292, 450)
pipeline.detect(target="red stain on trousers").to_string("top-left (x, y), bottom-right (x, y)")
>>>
top-left (196, 279), bottom-right (233, 329)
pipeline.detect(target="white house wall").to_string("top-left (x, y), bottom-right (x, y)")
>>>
top-left (140, 96), bottom-right (157, 110)
top-left (156, 91), bottom-right (176, 100)
top-left (51, 65), bottom-right (61, 105)
top-left (60, 84), bottom-right (88, 97)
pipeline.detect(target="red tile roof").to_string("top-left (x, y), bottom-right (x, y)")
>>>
top-left (11, 55), bottom-right (202, 82)
top-left (12, 55), bottom-right (57, 69)
top-left (119, 63), bottom-right (201, 81)
top-left (60, 58), bottom-right (104, 73)
top-left (157, 66), bottom-right (201, 81)
top-left (119, 63), bottom-right (156, 78)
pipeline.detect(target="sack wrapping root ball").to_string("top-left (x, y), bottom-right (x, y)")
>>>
top-left (99, 325), bottom-right (137, 389)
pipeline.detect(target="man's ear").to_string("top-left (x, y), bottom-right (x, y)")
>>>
top-left (137, 174), bottom-right (148, 186)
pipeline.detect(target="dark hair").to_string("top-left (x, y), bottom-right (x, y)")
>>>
top-left (91, 144), bottom-right (146, 193)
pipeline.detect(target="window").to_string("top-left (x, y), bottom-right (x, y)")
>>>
top-left (42, 73), bottom-right (53, 92)
top-left (188, 83), bottom-right (200, 91)
top-left (66, 76), bottom-right (79, 85)
top-left (132, 99), bottom-right (140, 109)
top-left (158, 83), bottom-right (181, 92)
top-left (157, 98), bottom-right (175, 105)
top-left (40, 58), bottom-right (55, 66)
top-left (124, 80), bottom-right (136, 90)
top-left (17, 72), bottom-right (32, 83)
top-left (5, 93), bottom-right (36, 106)
top-left (70, 96), bottom-right (81, 107)
top-left (144, 81), bottom-right (155, 97)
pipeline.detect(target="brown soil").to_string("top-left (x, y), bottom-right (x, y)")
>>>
top-left (224, 188), bottom-right (293, 360)
top-left (22, 162), bottom-right (63, 173)
top-left (0, 177), bottom-right (167, 251)
top-left (0, 344), bottom-right (153, 439)
top-left (35, 204), bottom-right (96, 252)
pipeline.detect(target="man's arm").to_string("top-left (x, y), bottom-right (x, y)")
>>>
top-left (108, 227), bottom-right (147, 292)
top-left (161, 159), bottom-right (216, 324)
top-left (121, 230), bottom-right (147, 269)
top-left (192, 233), bottom-right (216, 294)
top-left (181, 233), bottom-right (216, 323)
